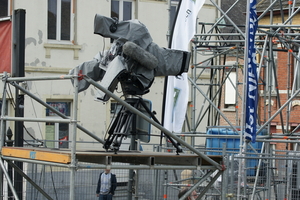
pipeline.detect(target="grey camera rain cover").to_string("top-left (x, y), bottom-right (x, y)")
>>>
top-left (94, 14), bottom-right (153, 50)
top-left (94, 14), bottom-right (190, 77)
top-left (69, 14), bottom-right (190, 100)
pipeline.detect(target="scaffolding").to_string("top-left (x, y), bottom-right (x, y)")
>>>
top-left (184, 0), bottom-right (300, 199)
top-left (1, 0), bottom-right (300, 199)
top-left (0, 70), bottom-right (223, 200)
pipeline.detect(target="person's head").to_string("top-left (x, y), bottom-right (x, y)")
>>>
top-left (181, 170), bottom-right (193, 185)
top-left (178, 188), bottom-right (198, 200)
top-left (104, 169), bottom-right (111, 174)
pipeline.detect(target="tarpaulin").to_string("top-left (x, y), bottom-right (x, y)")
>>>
top-left (0, 20), bottom-right (11, 73)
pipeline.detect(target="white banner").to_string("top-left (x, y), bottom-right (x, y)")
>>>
top-left (164, 0), bottom-right (205, 133)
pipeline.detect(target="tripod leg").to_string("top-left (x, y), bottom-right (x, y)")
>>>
top-left (103, 106), bottom-right (127, 150)
top-left (112, 111), bottom-right (134, 152)
top-left (104, 102), bottom-right (136, 153)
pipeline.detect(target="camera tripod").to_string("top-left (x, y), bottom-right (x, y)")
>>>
top-left (103, 96), bottom-right (183, 154)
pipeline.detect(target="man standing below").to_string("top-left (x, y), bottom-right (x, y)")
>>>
top-left (96, 169), bottom-right (117, 200)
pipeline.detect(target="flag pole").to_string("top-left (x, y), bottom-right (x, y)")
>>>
top-left (238, 0), bottom-right (258, 198)
top-left (237, 0), bottom-right (250, 198)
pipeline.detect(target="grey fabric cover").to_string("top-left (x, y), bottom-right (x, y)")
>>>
top-left (69, 56), bottom-right (104, 92)
top-left (69, 14), bottom-right (190, 101)
top-left (146, 42), bottom-right (190, 77)
top-left (94, 14), bottom-right (190, 77)
top-left (94, 14), bottom-right (152, 49)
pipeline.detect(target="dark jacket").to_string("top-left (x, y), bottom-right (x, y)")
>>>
top-left (96, 172), bottom-right (117, 195)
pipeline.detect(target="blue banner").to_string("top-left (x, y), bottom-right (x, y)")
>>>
top-left (245, 0), bottom-right (258, 143)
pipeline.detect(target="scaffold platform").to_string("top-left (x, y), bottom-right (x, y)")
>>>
top-left (1, 146), bottom-right (222, 167)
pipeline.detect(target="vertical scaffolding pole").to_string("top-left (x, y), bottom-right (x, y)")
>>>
top-left (191, 42), bottom-right (197, 142)
top-left (238, 0), bottom-right (250, 198)
top-left (69, 69), bottom-right (79, 200)
top-left (0, 73), bottom-right (8, 199)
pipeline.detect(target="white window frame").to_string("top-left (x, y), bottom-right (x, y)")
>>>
top-left (47, 0), bottom-right (74, 44)
top-left (47, 120), bottom-right (70, 149)
top-left (111, 0), bottom-right (135, 21)
top-left (225, 72), bottom-right (237, 105)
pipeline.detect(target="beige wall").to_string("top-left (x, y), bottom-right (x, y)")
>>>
top-left (2, 0), bottom-right (218, 151)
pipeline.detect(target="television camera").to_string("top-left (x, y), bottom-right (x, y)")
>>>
top-left (69, 14), bottom-right (191, 153)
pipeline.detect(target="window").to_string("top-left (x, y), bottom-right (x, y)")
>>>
top-left (111, 0), bottom-right (134, 43)
top-left (48, 0), bottom-right (72, 42)
top-left (46, 102), bottom-right (71, 148)
top-left (225, 72), bottom-right (236, 108)
top-left (111, 0), bottom-right (134, 21)
top-left (0, 0), bottom-right (9, 18)
top-left (170, 0), bottom-right (180, 29)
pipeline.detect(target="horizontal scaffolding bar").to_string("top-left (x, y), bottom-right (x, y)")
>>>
top-left (1, 116), bottom-right (75, 123)
top-left (198, 22), bottom-right (300, 28)
top-left (5, 74), bottom-right (74, 82)
top-left (77, 163), bottom-right (216, 170)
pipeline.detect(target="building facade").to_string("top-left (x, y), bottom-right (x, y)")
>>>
top-left (0, 0), bottom-right (218, 152)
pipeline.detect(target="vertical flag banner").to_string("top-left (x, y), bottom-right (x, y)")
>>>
top-left (244, 0), bottom-right (258, 143)
top-left (163, 0), bottom-right (205, 133)
top-left (0, 20), bottom-right (12, 73)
